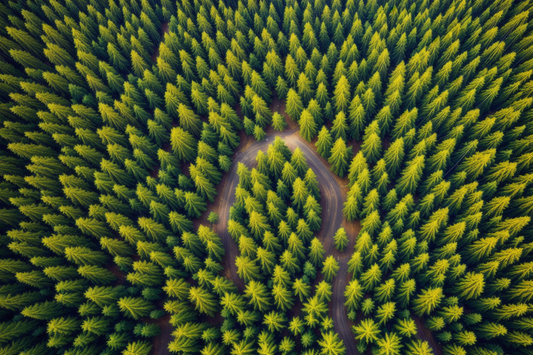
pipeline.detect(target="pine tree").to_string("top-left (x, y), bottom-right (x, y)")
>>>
top-left (328, 138), bottom-right (352, 177)
top-left (286, 89), bottom-right (304, 120)
top-left (412, 287), bottom-right (443, 316)
top-left (21, 301), bottom-right (65, 320)
top-left (360, 132), bottom-right (382, 164)
top-left (309, 238), bottom-right (326, 266)
top-left (396, 156), bottom-right (425, 196)
top-left (184, 192), bottom-right (207, 219)
top-left (291, 178), bottom-right (309, 213)
top-left (334, 227), bottom-right (349, 251)
top-left (318, 331), bottom-right (346, 355)
top-left (299, 109), bottom-right (317, 142)
top-left (272, 112), bottom-right (287, 131)
top-left (331, 112), bottom-right (349, 141)
top-left (78, 265), bottom-right (116, 285)
top-left (118, 297), bottom-right (154, 320)
top-left (334, 75), bottom-right (351, 113)
top-left (189, 287), bottom-right (218, 316)
top-left (344, 279), bottom-right (364, 311)
top-left (65, 247), bottom-right (108, 266)
top-left (353, 318), bottom-right (381, 345)
top-left (322, 256), bottom-right (340, 282)
top-left (170, 127), bottom-right (197, 162)
top-left (177, 104), bottom-right (203, 136)
top-left (244, 280), bottom-right (271, 312)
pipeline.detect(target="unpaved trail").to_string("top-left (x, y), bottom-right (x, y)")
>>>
top-left (215, 128), bottom-right (358, 354)
top-left (151, 20), bottom-right (358, 355)
top-left (153, 123), bottom-right (441, 354)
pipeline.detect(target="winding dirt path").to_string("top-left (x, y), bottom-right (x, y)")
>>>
top-left (215, 129), bottom-right (358, 354)
top-left (154, 123), bottom-right (441, 354)
top-left (150, 19), bottom-right (358, 353)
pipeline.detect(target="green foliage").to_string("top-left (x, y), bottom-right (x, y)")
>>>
top-left (0, 1), bottom-right (532, 355)
top-left (207, 212), bottom-right (219, 224)
top-left (334, 227), bottom-right (349, 251)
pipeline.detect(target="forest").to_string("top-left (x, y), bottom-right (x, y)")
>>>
top-left (0, 0), bottom-right (533, 354)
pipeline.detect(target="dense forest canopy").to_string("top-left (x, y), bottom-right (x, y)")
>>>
top-left (0, 0), bottom-right (533, 354)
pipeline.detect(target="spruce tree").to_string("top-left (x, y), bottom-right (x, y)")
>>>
top-left (334, 227), bottom-right (349, 251)
top-left (328, 138), bottom-right (352, 177)
top-left (299, 109), bottom-right (317, 142)
top-left (170, 127), bottom-right (197, 162)
top-left (316, 126), bottom-right (333, 158)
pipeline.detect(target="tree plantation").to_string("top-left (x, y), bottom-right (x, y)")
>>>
top-left (0, 0), bottom-right (532, 354)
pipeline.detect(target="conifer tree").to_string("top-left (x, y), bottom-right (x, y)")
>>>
top-left (244, 280), bottom-right (272, 312)
top-left (334, 227), bottom-right (349, 251)
top-left (299, 109), bottom-right (317, 142)
top-left (189, 287), bottom-right (218, 316)
top-left (118, 297), bottom-right (154, 320)
top-left (328, 138), bottom-right (352, 177)
top-left (177, 104), bottom-right (203, 136)
top-left (286, 89), bottom-right (304, 120)
top-left (309, 238), bottom-right (326, 266)
top-left (170, 127), bottom-right (197, 162)
top-left (322, 256), bottom-right (340, 282)
top-left (334, 75), bottom-right (351, 113)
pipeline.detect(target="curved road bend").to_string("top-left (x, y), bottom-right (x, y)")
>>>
top-left (215, 130), bottom-right (358, 354)
top-left (149, 24), bottom-right (357, 355)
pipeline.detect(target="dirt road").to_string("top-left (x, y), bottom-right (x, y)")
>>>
top-left (153, 124), bottom-right (441, 354)
top-left (215, 129), bottom-right (358, 354)
top-left (149, 20), bottom-right (360, 354)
